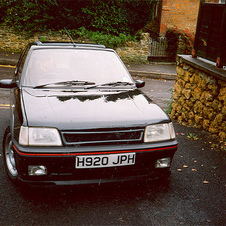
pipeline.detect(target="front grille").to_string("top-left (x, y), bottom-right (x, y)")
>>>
top-left (61, 128), bottom-right (144, 145)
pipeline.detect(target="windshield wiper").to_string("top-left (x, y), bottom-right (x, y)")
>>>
top-left (86, 81), bottom-right (134, 89)
top-left (33, 80), bottom-right (95, 89)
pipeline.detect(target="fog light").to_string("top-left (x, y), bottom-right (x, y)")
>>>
top-left (155, 158), bottom-right (171, 168)
top-left (28, 165), bottom-right (47, 176)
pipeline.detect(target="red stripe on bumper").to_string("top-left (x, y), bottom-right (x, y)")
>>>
top-left (13, 144), bottom-right (178, 157)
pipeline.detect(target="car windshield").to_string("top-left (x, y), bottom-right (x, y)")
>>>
top-left (22, 48), bottom-right (134, 88)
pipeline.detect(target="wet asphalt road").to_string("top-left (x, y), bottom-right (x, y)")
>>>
top-left (0, 66), bottom-right (225, 225)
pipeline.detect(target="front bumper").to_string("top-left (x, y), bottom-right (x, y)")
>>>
top-left (13, 140), bottom-right (178, 186)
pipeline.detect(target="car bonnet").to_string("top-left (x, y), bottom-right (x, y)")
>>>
top-left (21, 88), bottom-right (170, 130)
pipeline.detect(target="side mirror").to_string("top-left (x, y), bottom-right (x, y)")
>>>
top-left (135, 80), bottom-right (145, 88)
top-left (0, 79), bottom-right (18, 88)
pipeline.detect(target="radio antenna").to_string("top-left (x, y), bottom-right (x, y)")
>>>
top-left (64, 27), bottom-right (76, 47)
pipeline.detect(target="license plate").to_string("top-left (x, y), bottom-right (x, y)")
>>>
top-left (75, 153), bottom-right (136, 169)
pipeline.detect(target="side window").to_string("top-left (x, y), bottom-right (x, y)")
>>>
top-left (15, 45), bottom-right (30, 81)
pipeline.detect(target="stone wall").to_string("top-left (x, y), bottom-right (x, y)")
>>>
top-left (171, 55), bottom-right (226, 140)
top-left (0, 26), bottom-right (72, 53)
top-left (0, 26), bottom-right (149, 64)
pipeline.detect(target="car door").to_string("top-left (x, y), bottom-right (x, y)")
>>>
top-left (11, 45), bottom-right (31, 140)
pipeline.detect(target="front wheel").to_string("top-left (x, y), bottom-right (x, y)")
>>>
top-left (3, 127), bottom-right (19, 182)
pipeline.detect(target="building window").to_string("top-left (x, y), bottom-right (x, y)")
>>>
top-left (204, 0), bottom-right (225, 3)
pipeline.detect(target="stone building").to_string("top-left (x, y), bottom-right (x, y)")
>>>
top-left (171, 0), bottom-right (226, 140)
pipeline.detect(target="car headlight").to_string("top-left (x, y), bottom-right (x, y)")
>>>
top-left (19, 126), bottom-right (62, 146)
top-left (144, 122), bottom-right (176, 142)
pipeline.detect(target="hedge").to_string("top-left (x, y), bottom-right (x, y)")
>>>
top-left (0, 0), bottom-right (157, 36)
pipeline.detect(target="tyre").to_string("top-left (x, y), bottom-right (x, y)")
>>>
top-left (153, 168), bottom-right (171, 183)
top-left (159, 169), bottom-right (171, 179)
top-left (3, 126), bottom-right (19, 183)
top-left (157, 169), bottom-right (171, 186)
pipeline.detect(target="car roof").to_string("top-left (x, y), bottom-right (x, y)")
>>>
top-left (31, 41), bottom-right (106, 49)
